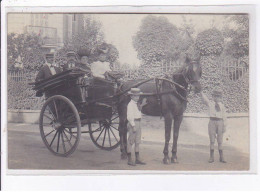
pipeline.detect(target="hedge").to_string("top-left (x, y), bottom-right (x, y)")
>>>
top-left (8, 58), bottom-right (249, 113)
top-left (8, 72), bottom-right (44, 110)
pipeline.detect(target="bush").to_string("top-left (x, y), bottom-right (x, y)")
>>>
top-left (186, 55), bottom-right (249, 113)
top-left (8, 72), bottom-right (44, 110)
top-left (195, 28), bottom-right (224, 56)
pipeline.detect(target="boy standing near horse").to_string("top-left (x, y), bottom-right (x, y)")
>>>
top-left (200, 89), bottom-right (227, 163)
top-left (126, 88), bottom-right (147, 166)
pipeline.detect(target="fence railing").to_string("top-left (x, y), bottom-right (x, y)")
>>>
top-left (122, 59), bottom-right (248, 81)
top-left (221, 58), bottom-right (248, 81)
top-left (8, 70), bottom-right (28, 82)
top-left (8, 58), bottom-right (249, 82)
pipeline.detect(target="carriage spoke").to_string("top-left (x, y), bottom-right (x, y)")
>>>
top-left (110, 125), bottom-right (119, 131)
top-left (62, 130), bottom-right (73, 148)
top-left (50, 130), bottom-right (58, 147)
top-left (110, 116), bottom-right (119, 122)
top-left (61, 131), bottom-right (66, 153)
top-left (109, 127), bottom-right (119, 143)
top-left (53, 99), bottom-right (59, 120)
top-left (111, 122), bottom-right (119, 125)
top-left (64, 128), bottom-right (77, 139)
top-left (107, 127), bottom-right (112, 147)
top-left (44, 129), bottom-right (55, 138)
top-left (102, 127), bottom-right (107, 147)
top-left (47, 105), bottom-right (57, 121)
top-left (57, 131), bottom-right (61, 153)
top-left (95, 126), bottom-right (105, 142)
top-left (43, 113), bottom-right (54, 121)
top-left (91, 124), bottom-right (105, 133)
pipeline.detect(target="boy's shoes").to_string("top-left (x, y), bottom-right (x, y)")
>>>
top-left (219, 158), bottom-right (227, 163)
top-left (219, 150), bottom-right (227, 163)
top-left (208, 158), bottom-right (214, 163)
top-left (135, 152), bottom-right (146, 165)
top-left (128, 160), bottom-right (136, 166)
top-left (208, 149), bottom-right (214, 163)
top-left (136, 159), bottom-right (146, 165)
top-left (127, 153), bottom-right (136, 166)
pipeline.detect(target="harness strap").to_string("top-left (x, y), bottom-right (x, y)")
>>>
top-left (155, 78), bottom-right (163, 118)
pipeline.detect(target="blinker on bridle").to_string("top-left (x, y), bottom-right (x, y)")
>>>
top-left (182, 61), bottom-right (200, 85)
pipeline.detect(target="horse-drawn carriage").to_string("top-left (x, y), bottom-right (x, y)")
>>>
top-left (32, 59), bottom-right (202, 163)
top-left (32, 68), bottom-right (122, 156)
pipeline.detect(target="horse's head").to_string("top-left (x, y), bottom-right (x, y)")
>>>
top-left (182, 60), bottom-right (202, 93)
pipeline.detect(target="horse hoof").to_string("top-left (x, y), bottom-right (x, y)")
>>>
top-left (171, 158), bottom-right (178, 163)
top-left (163, 157), bottom-right (170, 164)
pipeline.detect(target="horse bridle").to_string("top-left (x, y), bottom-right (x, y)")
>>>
top-left (178, 62), bottom-right (201, 93)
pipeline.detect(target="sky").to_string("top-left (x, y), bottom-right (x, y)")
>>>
top-left (94, 14), bottom-right (227, 67)
top-left (7, 13), bottom-right (229, 67)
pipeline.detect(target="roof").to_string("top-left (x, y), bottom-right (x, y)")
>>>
top-left (31, 68), bottom-right (90, 92)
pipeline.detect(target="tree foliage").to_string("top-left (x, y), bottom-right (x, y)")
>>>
top-left (7, 33), bottom-right (45, 71)
top-left (195, 28), bottom-right (224, 56)
top-left (133, 15), bottom-right (193, 67)
top-left (222, 15), bottom-right (249, 58)
top-left (62, 16), bottom-right (119, 64)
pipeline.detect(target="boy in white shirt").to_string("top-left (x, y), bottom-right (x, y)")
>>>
top-left (127, 88), bottom-right (147, 166)
top-left (200, 89), bottom-right (227, 163)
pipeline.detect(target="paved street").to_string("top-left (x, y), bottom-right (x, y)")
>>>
top-left (8, 119), bottom-right (249, 171)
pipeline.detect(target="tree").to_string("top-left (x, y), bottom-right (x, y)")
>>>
top-left (67, 15), bottom-right (104, 56)
top-left (106, 44), bottom-right (119, 65)
top-left (7, 33), bottom-right (45, 71)
top-left (195, 28), bottom-right (224, 56)
top-left (133, 15), bottom-right (191, 67)
top-left (60, 15), bottom-right (119, 64)
top-left (222, 15), bottom-right (249, 58)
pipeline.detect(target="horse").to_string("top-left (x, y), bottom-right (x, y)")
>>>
top-left (117, 59), bottom-right (202, 164)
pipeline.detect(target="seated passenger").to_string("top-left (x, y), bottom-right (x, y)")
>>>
top-left (76, 48), bottom-right (91, 71)
top-left (35, 52), bottom-right (62, 82)
top-left (91, 48), bottom-right (111, 79)
top-left (63, 51), bottom-right (77, 70)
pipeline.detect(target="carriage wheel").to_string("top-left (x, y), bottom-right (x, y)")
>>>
top-left (39, 95), bottom-right (81, 157)
top-left (89, 111), bottom-right (120, 151)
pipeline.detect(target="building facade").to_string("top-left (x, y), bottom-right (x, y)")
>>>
top-left (8, 13), bottom-right (84, 49)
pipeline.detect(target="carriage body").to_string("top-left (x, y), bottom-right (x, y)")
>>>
top-left (32, 68), bottom-right (120, 156)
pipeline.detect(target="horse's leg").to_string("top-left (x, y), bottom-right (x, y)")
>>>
top-left (171, 115), bottom-right (183, 163)
top-left (163, 112), bottom-right (172, 164)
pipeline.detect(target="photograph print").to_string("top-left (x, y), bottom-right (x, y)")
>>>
top-left (6, 13), bottom-right (249, 171)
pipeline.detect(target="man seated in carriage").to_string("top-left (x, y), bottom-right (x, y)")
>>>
top-left (62, 51), bottom-right (78, 71)
top-left (35, 52), bottom-right (62, 82)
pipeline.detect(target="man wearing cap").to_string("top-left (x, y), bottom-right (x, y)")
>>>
top-left (200, 89), bottom-right (227, 163)
top-left (62, 51), bottom-right (77, 70)
top-left (35, 52), bottom-right (62, 82)
top-left (126, 88), bottom-right (147, 166)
